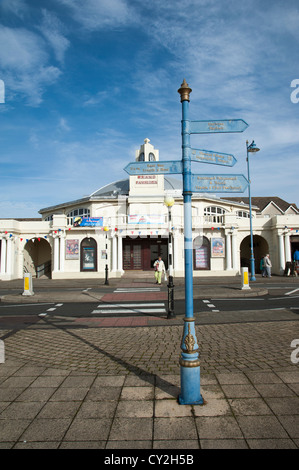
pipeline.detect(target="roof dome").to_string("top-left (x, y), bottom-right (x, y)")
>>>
top-left (90, 179), bottom-right (129, 198)
top-left (90, 176), bottom-right (182, 198)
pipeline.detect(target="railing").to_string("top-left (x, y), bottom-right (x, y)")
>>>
top-left (36, 261), bottom-right (51, 278)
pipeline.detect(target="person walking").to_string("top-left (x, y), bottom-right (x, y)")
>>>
top-left (263, 254), bottom-right (272, 278)
top-left (153, 256), bottom-right (166, 285)
top-left (260, 257), bottom-right (265, 277)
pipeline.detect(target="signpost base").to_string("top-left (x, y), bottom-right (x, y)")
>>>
top-left (178, 363), bottom-right (203, 405)
top-left (178, 318), bottom-right (203, 405)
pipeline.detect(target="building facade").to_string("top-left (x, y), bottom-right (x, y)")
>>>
top-left (1, 139), bottom-right (299, 281)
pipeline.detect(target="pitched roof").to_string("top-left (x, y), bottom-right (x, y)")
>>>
top-left (224, 197), bottom-right (299, 213)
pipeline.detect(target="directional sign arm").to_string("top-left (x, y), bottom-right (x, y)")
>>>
top-left (190, 119), bottom-right (249, 134)
top-left (190, 148), bottom-right (237, 167)
top-left (124, 160), bottom-right (183, 175)
top-left (191, 174), bottom-right (249, 193)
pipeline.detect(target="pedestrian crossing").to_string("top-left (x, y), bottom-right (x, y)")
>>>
top-left (113, 287), bottom-right (161, 293)
top-left (91, 302), bottom-right (166, 316)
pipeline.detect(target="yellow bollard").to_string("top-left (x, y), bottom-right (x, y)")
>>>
top-left (22, 273), bottom-right (34, 296)
top-left (241, 267), bottom-right (251, 290)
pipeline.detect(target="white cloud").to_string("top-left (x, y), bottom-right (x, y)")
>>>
top-left (39, 9), bottom-right (70, 63)
top-left (58, 0), bottom-right (135, 30)
top-left (0, 26), bottom-right (61, 105)
top-left (58, 117), bottom-right (71, 132)
top-left (0, 0), bottom-right (28, 19)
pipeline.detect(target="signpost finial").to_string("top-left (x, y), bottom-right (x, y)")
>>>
top-left (178, 79), bottom-right (192, 102)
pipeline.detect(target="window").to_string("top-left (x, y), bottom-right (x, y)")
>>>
top-left (237, 211), bottom-right (250, 218)
top-left (149, 152), bottom-right (155, 161)
top-left (204, 206), bottom-right (226, 223)
top-left (138, 152), bottom-right (145, 161)
top-left (67, 208), bottom-right (90, 218)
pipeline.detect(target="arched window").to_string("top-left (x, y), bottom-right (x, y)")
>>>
top-left (67, 208), bottom-right (90, 218)
top-left (149, 152), bottom-right (156, 161)
top-left (138, 152), bottom-right (145, 161)
top-left (193, 236), bottom-right (210, 270)
top-left (80, 238), bottom-right (97, 272)
top-left (204, 206), bottom-right (226, 223)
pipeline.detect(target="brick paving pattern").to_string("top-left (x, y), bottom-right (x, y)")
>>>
top-left (0, 318), bottom-right (298, 449)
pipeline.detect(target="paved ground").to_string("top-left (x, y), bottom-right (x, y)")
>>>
top-left (0, 274), bottom-right (298, 449)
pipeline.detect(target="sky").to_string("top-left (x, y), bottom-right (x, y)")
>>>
top-left (0, 0), bottom-right (298, 218)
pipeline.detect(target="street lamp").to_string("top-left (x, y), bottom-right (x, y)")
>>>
top-left (246, 140), bottom-right (260, 281)
top-left (164, 196), bottom-right (175, 318)
top-left (103, 225), bottom-right (109, 285)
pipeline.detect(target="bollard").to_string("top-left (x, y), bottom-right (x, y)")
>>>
top-left (22, 273), bottom-right (34, 296)
top-left (105, 264), bottom-right (109, 285)
top-left (0, 340), bottom-right (4, 363)
top-left (167, 275), bottom-right (175, 319)
top-left (241, 267), bottom-right (250, 290)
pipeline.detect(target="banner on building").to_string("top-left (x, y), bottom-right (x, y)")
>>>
top-left (73, 217), bottom-right (103, 227)
top-left (128, 214), bottom-right (164, 225)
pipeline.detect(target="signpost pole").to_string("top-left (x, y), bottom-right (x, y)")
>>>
top-left (178, 80), bottom-right (203, 405)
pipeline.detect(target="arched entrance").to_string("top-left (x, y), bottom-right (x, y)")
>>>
top-left (24, 238), bottom-right (52, 278)
top-left (240, 235), bottom-right (269, 274)
top-left (291, 234), bottom-right (299, 258)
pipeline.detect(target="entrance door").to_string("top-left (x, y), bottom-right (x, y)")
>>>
top-left (150, 239), bottom-right (168, 269)
top-left (123, 236), bottom-right (168, 270)
top-left (123, 240), bottom-right (142, 270)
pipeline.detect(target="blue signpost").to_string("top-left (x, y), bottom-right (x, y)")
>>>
top-left (177, 81), bottom-right (203, 404)
top-left (123, 79), bottom-right (249, 405)
top-left (177, 79), bottom-right (249, 405)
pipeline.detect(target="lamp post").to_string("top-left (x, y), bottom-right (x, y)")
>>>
top-left (164, 196), bottom-right (175, 319)
top-left (104, 225), bottom-right (109, 285)
top-left (246, 140), bottom-right (260, 281)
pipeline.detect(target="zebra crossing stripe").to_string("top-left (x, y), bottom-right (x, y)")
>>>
top-left (91, 302), bottom-right (166, 315)
top-left (202, 300), bottom-right (220, 313)
top-left (114, 288), bottom-right (161, 293)
top-left (93, 308), bottom-right (166, 314)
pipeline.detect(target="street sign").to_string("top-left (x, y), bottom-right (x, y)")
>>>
top-left (190, 148), bottom-right (237, 167)
top-left (124, 160), bottom-right (183, 175)
top-left (191, 174), bottom-right (248, 193)
top-left (189, 119), bottom-right (249, 134)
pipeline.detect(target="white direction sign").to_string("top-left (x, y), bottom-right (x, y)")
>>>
top-left (191, 174), bottom-right (248, 193)
top-left (124, 160), bottom-right (183, 175)
top-left (190, 148), bottom-right (237, 167)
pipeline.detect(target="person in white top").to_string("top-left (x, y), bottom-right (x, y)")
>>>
top-left (263, 254), bottom-right (272, 278)
top-left (153, 256), bottom-right (166, 285)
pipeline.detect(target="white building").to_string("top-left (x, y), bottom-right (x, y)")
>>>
top-left (1, 139), bottom-right (299, 281)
